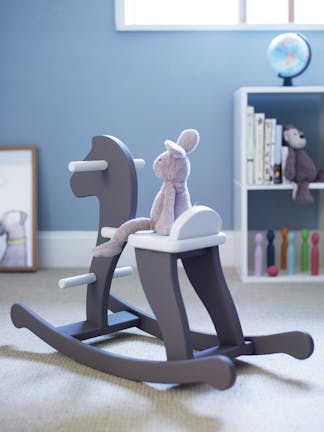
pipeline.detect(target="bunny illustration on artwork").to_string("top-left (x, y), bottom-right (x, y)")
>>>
top-left (0, 210), bottom-right (28, 267)
top-left (93, 129), bottom-right (199, 257)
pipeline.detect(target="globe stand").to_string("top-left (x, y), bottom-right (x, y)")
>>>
top-left (280, 75), bottom-right (293, 87)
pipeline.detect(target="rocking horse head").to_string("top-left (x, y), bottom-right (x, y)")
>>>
top-left (69, 135), bottom-right (139, 229)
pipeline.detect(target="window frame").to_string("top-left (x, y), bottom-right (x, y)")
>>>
top-left (115, 0), bottom-right (324, 31)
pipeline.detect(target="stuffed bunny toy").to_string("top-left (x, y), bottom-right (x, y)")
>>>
top-left (93, 129), bottom-right (200, 257)
top-left (284, 124), bottom-right (324, 204)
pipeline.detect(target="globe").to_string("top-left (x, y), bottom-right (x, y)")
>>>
top-left (267, 33), bottom-right (311, 86)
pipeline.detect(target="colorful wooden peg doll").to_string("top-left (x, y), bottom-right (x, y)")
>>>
top-left (287, 232), bottom-right (296, 275)
top-left (281, 227), bottom-right (288, 270)
top-left (254, 232), bottom-right (263, 276)
top-left (311, 232), bottom-right (320, 276)
top-left (301, 229), bottom-right (310, 273)
top-left (267, 229), bottom-right (275, 267)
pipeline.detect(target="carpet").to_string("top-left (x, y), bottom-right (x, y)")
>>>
top-left (0, 268), bottom-right (323, 432)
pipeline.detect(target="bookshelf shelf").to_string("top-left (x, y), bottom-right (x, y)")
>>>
top-left (245, 272), bottom-right (324, 284)
top-left (234, 86), bottom-right (324, 283)
top-left (246, 182), bottom-right (324, 191)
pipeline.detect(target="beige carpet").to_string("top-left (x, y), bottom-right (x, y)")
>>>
top-left (1, 267), bottom-right (323, 432)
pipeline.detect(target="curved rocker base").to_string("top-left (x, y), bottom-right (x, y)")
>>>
top-left (246, 331), bottom-right (314, 360)
top-left (11, 303), bottom-right (236, 390)
top-left (11, 300), bottom-right (314, 390)
top-left (109, 293), bottom-right (314, 360)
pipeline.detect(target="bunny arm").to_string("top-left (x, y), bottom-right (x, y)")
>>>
top-left (150, 186), bottom-right (165, 228)
top-left (173, 182), bottom-right (191, 219)
top-left (153, 181), bottom-right (176, 236)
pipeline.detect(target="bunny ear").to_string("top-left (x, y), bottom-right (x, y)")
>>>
top-left (20, 211), bottom-right (28, 224)
top-left (164, 140), bottom-right (186, 159)
top-left (177, 129), bottom-right (199, 154)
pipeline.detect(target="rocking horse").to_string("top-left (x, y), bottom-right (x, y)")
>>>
top-left (11, 134), bottom-right (314, 390)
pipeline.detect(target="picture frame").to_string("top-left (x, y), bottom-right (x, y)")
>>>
top-left (0, 146), bottom-right (38, 271)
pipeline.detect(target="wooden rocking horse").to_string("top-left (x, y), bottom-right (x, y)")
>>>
top-left (11, 135), bottom-right (314, 390)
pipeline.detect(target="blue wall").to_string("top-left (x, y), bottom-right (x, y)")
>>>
top-left (1, 0), bottom-right (324, 230)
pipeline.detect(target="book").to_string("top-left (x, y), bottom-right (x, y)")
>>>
top-left (264, 118), bottom-right (276, 184)
top-left (247, 160), bottom-right (254, 185)
top-left (254, 113), bottom-right (265, 185)
top-left (246, 106), bottom-right (255, 184)
top-left (274, 124), bottom-right (283, 184)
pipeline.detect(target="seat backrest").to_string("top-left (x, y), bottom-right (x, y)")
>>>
top-left (169, 206), bottom-right (222, 240)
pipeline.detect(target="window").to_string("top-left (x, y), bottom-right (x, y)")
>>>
top-left (115, 0), bottom-right (324, 30)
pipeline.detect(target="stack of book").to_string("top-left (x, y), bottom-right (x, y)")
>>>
top-left (246, 106), bottom-right (289, 185)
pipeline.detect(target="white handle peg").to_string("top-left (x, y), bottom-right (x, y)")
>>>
top-left (113, 266), bottom-right (134, 278)
top-left (58, 267), bottom-right (133, 289)
top-left (58, 273), bottom-right (97, 289)
top-left (68, 160), bottom-right (108, 173)
top-left (134, 159), bottom-right (145, 169)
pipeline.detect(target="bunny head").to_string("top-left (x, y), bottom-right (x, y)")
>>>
top-left (0, 210), bottom-right (28, 238)
top-left (153, 129), bottom-right (199, 182)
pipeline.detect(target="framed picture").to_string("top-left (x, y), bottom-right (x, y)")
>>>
top-left (0, 146), bottom-right (38, 271)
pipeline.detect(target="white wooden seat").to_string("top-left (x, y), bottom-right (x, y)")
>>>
top-left (101, 206), bottom-right (226, 253)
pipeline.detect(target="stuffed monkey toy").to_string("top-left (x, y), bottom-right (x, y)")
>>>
top-left (284, 124), bottom-right (324, 204)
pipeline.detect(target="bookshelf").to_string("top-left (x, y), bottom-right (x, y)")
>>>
top-left (234, 86), bottom-right (324, 282)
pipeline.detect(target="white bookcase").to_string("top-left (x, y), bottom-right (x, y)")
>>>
top-left (234, 86), bottom-right (324, 282)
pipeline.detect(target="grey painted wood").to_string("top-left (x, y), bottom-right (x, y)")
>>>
top-left (10, 134), bottom-right (314, 390)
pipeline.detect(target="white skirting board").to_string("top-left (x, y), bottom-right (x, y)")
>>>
top-left (37, 231), bottom-right (236, 268)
